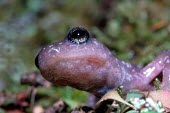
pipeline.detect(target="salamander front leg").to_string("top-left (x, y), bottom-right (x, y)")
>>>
top-left (140, 50), bottom-right (170, 90)
top-left (161, 58), bottom-right (170, 90)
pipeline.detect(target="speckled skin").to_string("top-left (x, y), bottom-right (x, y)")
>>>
top-left (35, 27), bottom-right (170, 97)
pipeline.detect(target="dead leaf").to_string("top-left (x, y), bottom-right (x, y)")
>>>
top-left (96, 90), bottom-right (136, 110)
top-left (142, 90), bottom-right (170, 109)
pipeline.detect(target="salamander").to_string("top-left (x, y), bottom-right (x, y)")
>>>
top-left (35, 27), bottom-right (170, 97)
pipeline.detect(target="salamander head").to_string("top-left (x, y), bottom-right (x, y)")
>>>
top-left (35, 27), bottom-right (112, 94)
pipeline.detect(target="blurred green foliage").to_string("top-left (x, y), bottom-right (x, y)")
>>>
top-left (0, 0), bottom-right (170, 108)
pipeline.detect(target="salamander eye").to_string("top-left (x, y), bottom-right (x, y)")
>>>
top-left (67, 27), bottom-right (90, 44)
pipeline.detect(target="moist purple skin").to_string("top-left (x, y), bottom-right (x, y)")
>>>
top-left (35, 27), bottom-right (170, 97)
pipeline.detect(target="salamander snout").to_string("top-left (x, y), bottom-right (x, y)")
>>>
top-left (67, 27), bottom-right (90, 44)
top-left (35, 54), bottom-right (39, 69)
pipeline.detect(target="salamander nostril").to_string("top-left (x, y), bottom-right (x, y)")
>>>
top-left (35, 54), bottom-right (39, 69)
top-left (67, 27), bottom-right (90, 44)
